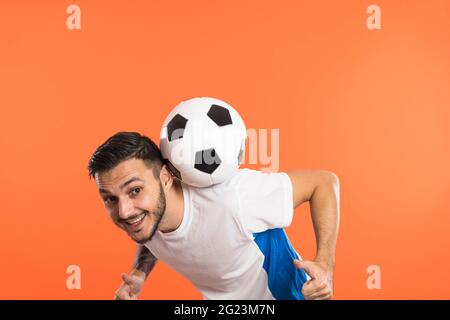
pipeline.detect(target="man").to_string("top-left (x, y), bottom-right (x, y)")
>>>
top-left (88, 132), bottom-right (340, 300)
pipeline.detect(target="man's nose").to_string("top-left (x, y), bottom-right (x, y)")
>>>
top-left (118, 197), bottom-right (134, 220)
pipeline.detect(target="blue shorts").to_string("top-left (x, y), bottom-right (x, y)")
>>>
top-left (253, 228), bottom-right (308, 300)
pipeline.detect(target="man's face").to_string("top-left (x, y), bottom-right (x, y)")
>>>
top-left (95, 158), bottom-right (166, 244)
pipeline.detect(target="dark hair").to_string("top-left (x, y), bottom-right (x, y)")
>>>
top-left (88, 132), bottom-right (164, 179)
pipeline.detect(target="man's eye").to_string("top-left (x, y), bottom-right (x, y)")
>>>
top-left (130, 188), bottom-right (141, 196)
top-left (104, 197), bottom-right (116, 204)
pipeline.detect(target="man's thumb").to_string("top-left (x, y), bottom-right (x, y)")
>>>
top-left (294, 260), bottom-right (316, 279)
top-left (122, 273), bottom-right (135, 285)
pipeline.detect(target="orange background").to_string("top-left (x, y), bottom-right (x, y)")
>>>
top-left (0, 0), bottom-right (449, 299)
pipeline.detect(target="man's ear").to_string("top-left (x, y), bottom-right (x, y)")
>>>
top-left (159, 164), bottom-right (174, 190)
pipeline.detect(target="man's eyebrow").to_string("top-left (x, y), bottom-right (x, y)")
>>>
top-left (120, 177), bottom-right (144, 189)
top-left (99, 177), bottom-right (145, 195)
top-left (99, 188), bottom-right (111, 195)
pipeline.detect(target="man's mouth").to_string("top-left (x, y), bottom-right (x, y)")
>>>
top-left (124, 213), bottom-right (147, 231)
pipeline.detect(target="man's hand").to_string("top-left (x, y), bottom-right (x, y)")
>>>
top-left (294, 259), bottom-right (334, 300)
top-left (114, 269), bottom-right (145, 300)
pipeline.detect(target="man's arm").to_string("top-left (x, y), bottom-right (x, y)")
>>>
top-left (286, 170), bottom-right (340, 299)
top-left (114, 245), bottom-right (158, 300)
top-left (132, 245), bottom-right (158, 278)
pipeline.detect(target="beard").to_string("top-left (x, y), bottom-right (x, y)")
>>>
top-left (134, 182), bottom-right (167, 244)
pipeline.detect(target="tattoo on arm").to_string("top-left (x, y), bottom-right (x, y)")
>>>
top-left (133, 245), bottom-right (157, 279)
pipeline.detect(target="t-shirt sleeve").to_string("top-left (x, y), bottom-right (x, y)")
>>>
top-left (235, 169), bottom-right (294, 234)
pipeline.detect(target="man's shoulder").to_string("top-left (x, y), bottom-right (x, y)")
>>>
top-left (216, 168), bottom-right (288, 190)
top-left (181, 168), bottom-right (282, 204)
top-left (213, 168), bottom-right (262, 189)
top-left (181, 169), bottom-right (257, 192)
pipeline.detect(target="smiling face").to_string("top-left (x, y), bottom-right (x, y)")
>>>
top-left (95, 158), bottom-right (167, 244)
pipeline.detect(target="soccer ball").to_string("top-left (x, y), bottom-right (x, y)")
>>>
top-left (160, 97), bottom-right (247, 187)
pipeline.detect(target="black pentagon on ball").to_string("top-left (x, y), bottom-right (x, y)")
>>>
top-left (207, 104), bottom-right (233, 127)
top-left (194, 148), bottom-right (221, 174)
top-left (167, 114), bottom-right (188, 142)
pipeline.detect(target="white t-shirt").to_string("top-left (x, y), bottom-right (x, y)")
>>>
top-left (144, 168), bottom-right (307, 300)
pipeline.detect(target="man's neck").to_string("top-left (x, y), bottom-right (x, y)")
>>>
top-left (160, 181), bottom-right (184, 233)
